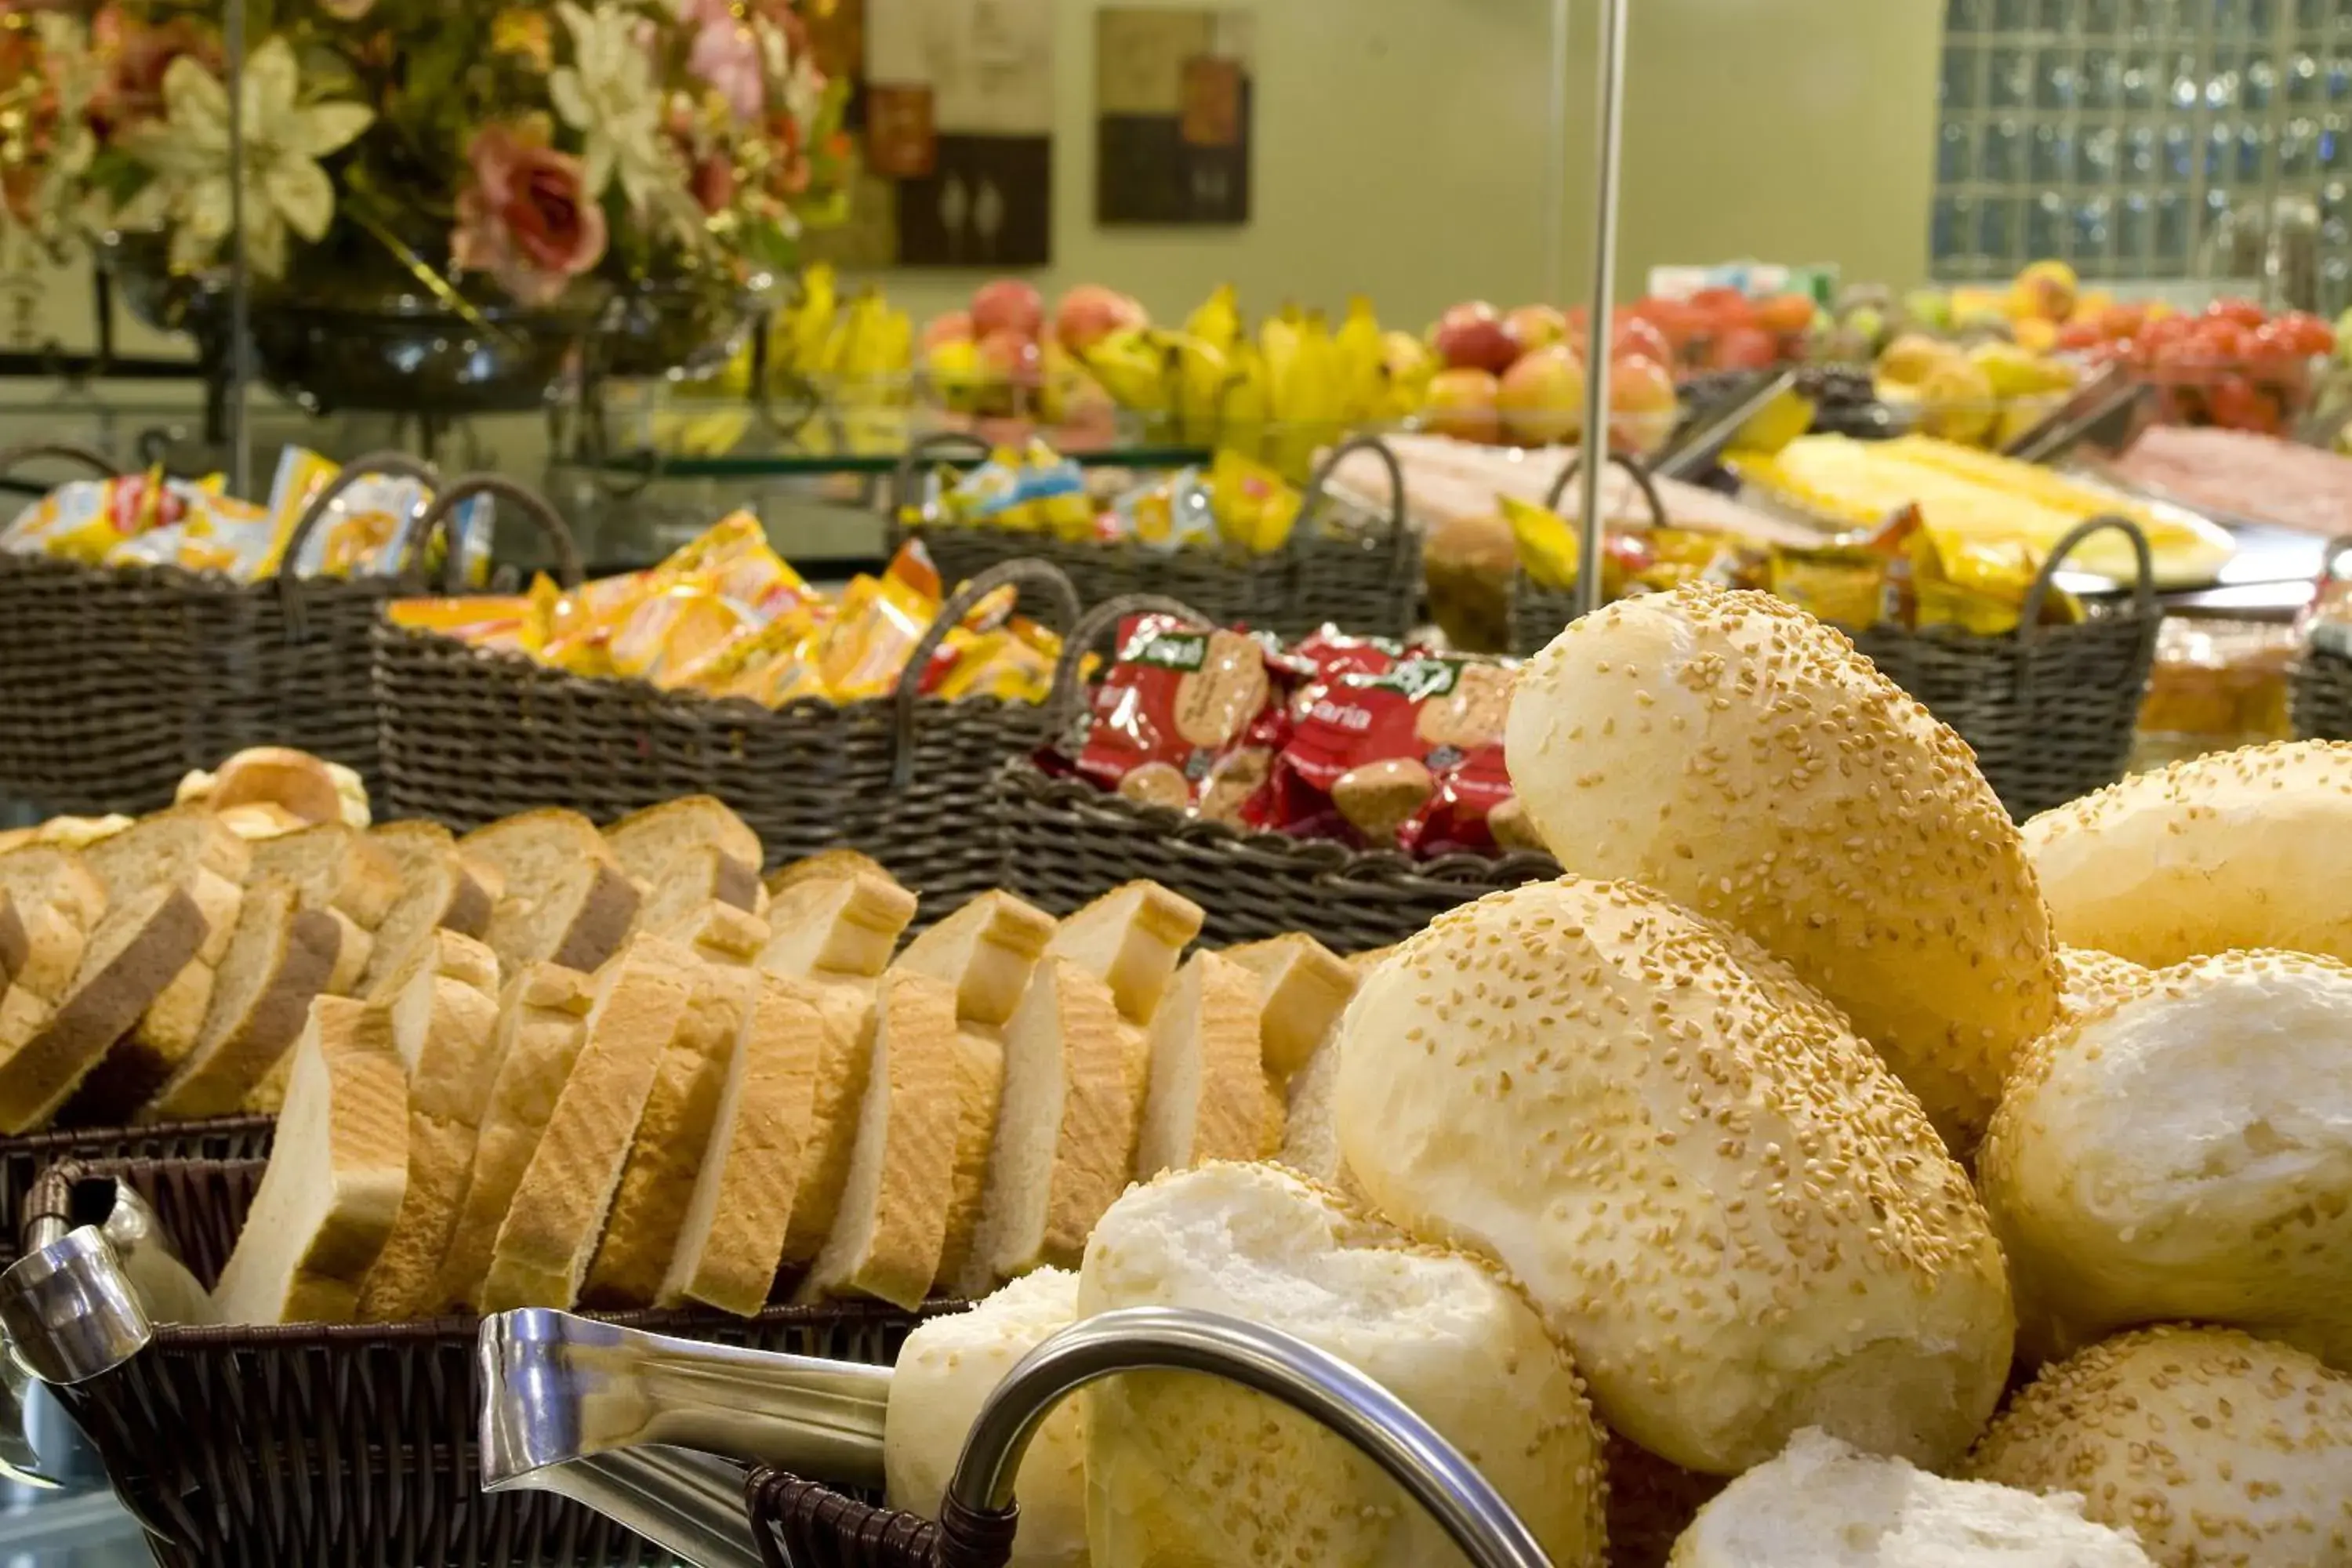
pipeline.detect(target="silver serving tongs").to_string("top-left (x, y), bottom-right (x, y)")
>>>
top-left (0, 1179), bottom-right (219, 1486)
top-left (479, 1305), bottom-right (1555, 1568)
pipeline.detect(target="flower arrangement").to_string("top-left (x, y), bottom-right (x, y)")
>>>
top-left (0, 0), bottom-right (848, 318)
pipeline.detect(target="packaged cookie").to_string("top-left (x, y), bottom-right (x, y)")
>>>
top-left (1075, 614), bottom-right (1280, 813)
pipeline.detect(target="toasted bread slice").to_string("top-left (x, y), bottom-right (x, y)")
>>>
top-left (461, 810), bottom-right (641, 975)
top-left (250, 824), bottom-right (402, 931)
top-left (1044, 882), bottom-right (1203, 1025)
top-left (961, 957), bottom-right (1134, 1293)
top-left (0, 844), bottom-right (105, 1004)
top-left (1221, 935), bottom-right (1357, 1079)
top-left (894, 891), bottom-right (1057, 1029)
top-left (478, 942), bottom-right (693, 1312)
top-left (361, 822), bottom-right (495, 996)
top-left (797, 970), bottom-right (962, 1308)
top-left (581, 946), bottom-right (748, 1308)
top-left (0, 886), bottom-right (205, 1133)
top-left (144, 877), bottom-right (342, 1121)
top-left (209, 1004), bottom-right (408, 1325)
top-left (657, 971), bottom-right (828, 1315)
top-left (779, 978), bottom-right (882, 1266)
top-left (434, 964), bottom-right (597, 1312)
top-left (758, 873), bottom-right (918, 982)
top-left (766, 850), bottom-right (898, 898)
top-left (1134, 950), bottom-right (1267, 1179)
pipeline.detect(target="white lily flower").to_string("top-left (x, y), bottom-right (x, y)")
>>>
top-left (113, 36), bottom-right (372, 278)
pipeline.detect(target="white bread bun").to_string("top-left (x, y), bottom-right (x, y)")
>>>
top-left (884, 1269), bottom-right (1087, 1568)
top-left (2024, 740), bottom-right (2352, 967)
top-left (1980, 950), bottom-right (2352, 1366)
top-left (1334, 878), bottom-right (2014, 1475)
top-left (1076, 1162), bottom-right (1605, 1568)
top-left (1670, 1427), bottom-right (2152, 1568)
top-left (2056, 946), bottom-right (2149, 1022)
top-left (1966, 1326), bottom-right (2352, 1568)
top-left (1503, 583), bottom-right (2060, 1148)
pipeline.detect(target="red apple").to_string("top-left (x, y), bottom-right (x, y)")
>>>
top-left (1433, 302), bottom-right (1523, 374)
top-left (1053, 285), bottom-right (1146, 354)
top-left (1503, 304), bottom-right (1569, 354)
top-left (1755, 292), bottom-right (1817, 336)
top-left (1607, 353), bottom-right (1677, 451)
top-left (920, 310), bottom-right (974, 354)
top-left (1708, 326), bottom-right (1781, 372)
top-left (977, 328), bottom-right (1041, 387)
top-left (972, 278), bottom-right (1044, 341)
top-left (1496, 343), bottom-right (1586, 447)
top-left (1609, 314), bottom-right (1671, 365)
top-left (1424, 367), bottom-right (1502, 441)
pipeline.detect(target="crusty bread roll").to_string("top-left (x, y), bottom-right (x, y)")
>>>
top-left (180, 746), bottom-right (368, 829)
top-left (1334, 878), bottom-right (2014, 1475)
top-left (1503, 583), bottom-right (2061, 1148)
top-left (1670, 1427), bottom-right (2152, 1568)
top-left (2056, 946), bottom-right (2149, 1022)
top-left (884, 1269), bottom-right (1088, 1568)
top-left (1966, 1326), bottom-right (2352, 1568)
top-left (2024, 740), bottom-right (2352, 967)
top-left (1077, 1162), bottom-right (1606, 1568)
top-left (1980, 950), bottom-right (2352, 1366)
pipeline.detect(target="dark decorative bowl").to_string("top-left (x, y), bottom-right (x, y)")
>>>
top-left (593, 272), bottom-right (770, 381)
top-left (245, 286), bottom-right (608, 416)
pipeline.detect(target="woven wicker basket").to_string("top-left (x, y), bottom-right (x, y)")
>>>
top-left (373, 553), bottom-right (1080, 909)
top-left (2287, 535), bottom-right (2352, 742)
top-left (0, 447), bottom-right (580, 815)
top-left (991, 593), bottom-right (1555, 953)
top-left (30, 1156), bottom-right (930, 1568)
top-left (0, 1113), bottom-right (272, 1271)
top-left (888, 433), bottom-right (1420, 640)
top-left (1508, 450), bottom-right (1671, 657)
top-left (1519, 510), bottom-right (2161, 821)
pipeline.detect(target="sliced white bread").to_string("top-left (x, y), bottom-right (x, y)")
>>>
top-left (757, 873), bottom-right (918, 982)
top-left (657, 971), bottom-right (829, 1315)
top-left (1134, 949), bottom-right (1271, 1180)
top-left (1042, 881), bottom-right (1203, 1026)
top-left (654, 900), bottom-right (771, 965)
top-left (477, 942), bottom-right (694, 1312)
top-left (605, 795), bottom-right (761, 912)
top-left (249, 824), bottom-right (403, 931)
top-left (778, 978), bottom-right (884, 1267)
top-left (0, 844), bottom-right (106, 1004)
top-left (0, 885), bottom-right (205, 1133)
top-left (629, 844), bottom-right (760, 941)
top-left (581, 943), bottom-right (748, 1308)
top-left (82, 810), bottom-right (252, 1086)
top-left (961, 957), bottom-right (1135, 1294)
top-left (0, 890), bottom-right (24, 999)
top-left (434, 964), bottom-right (597, 1311)
top-left (765, 849), bottom-right (898, 898)
top-left (242, 1050), bottom-right (294, 1116)
top-left (1276, 1033), bottom-right (1348, 1189)
top-left (461, 810), bottom-right (641, 975)
top-left (353, 934), bottom-right (505, 1321)
top-left (894, 891), bottom-right (1057, 1028)
top-left (210, 1001), bottom-right (408, 1325)
top-left (796, 969), bottom-right (963, 1308)
top-left (361, 822), bottom-right (495, 996)
top-left (143, 877), bottom-right (343, 1121)
top-left (937, 1024), bottom-right (1007, 1292)
top-left (1222, 934), bottom-right (1357, 1079)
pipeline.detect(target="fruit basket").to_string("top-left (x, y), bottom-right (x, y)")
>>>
top-left (16, 1156), bottom-right (931, 1568)
top-left (373, 541), bottom-right (1082, 909)
top-left (0, 445), bottom-right (580, 816)
top-left (993, 594), bottom-right (1555, 953)
top-left (887, 433), bottom-right (1420, 641)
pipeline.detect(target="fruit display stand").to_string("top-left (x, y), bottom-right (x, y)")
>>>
top-left (372, 537), bottom-right (1082, 911)
top-left (993, 595), bottom-right (1555, 953)
top-left (889, 432), bottom-right (1420, 641)
top-left (13, 1156), bottom-right (931, 1568)
top-left (0, 446), bottom-right (582, 818)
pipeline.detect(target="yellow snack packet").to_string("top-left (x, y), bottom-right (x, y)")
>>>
top-left (934, 628), bottom-right (1056, 704)
top-left (1910, 531), bottom-right (2082, 636)
top-left (1210, 449), bottom-right (1303, 554)
top-left (387, 593), bottom-right (532, 644)
top-left (1766, 544), bottom-right (1888, 630)
top-left (673, 604), bottom-right (821, 694)
top-left (609, 585), bottom-right (761, 688)
top-left (1498, 495), bottom-right (1579, 591)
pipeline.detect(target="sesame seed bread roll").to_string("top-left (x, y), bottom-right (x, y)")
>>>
top-left (2024, 740), bottom-right (2352, 968)
top-left (1965, 1326), bottom-right (2352, 1568)
top-left (1980, 951), bottom-right (2352, 1367)
top-left (1669, 1428), bottom-right (2153, 1568)
top-left (1077, 1162), bottom-right (1606, 1568)
top-left (2056, 946), bottom-right (2149, 1022)
top-left (1503, 584), bottom-right (2061, 1149)
top-left (1334, 878), bottom-right (2014, 1475)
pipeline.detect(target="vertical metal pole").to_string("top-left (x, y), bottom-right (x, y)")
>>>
top-left (1572, 0), bottom-right (1628, 620)
top-left (224, 0), bottom-right (250, 497)
top-left (1542, 0), bottom-right (1570, 300)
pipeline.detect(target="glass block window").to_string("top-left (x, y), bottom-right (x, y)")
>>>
top-left (1933, 0), bottom-right (2352, 281)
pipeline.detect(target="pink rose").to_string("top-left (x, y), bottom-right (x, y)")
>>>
top-left (452, 123), bottom-right (608, 308)
top-left (688, 16), bottom-right (765, 121)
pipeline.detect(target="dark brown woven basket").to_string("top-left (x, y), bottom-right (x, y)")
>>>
top-left (374, 553), bottom-right (1081, 909)
top-left (0, 447), bottom-right (582, 815)
top-left (888, 433), bottom-right (1421, 640)
top-left (2287, 535), bottom-right (2352, 742)
top-left (30, 1156), bottom-right (931, 1568)
top-left (0, 1112), bottom-right (272, 1270)
top-left (991, 592), bottom-right (1555, 953)
top-left (1518, 510), bottom-right (2161, 821)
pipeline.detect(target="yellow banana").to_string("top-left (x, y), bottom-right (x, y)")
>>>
top-left (1334, 296), bottom-right (1384, 423)
top-left (1219, 343), bottom-right (1270, 464)
top-left (1080, 328), bottom-right (1174, 416)
top-left (1176, 334), bottom-right (1230, 445)
top-left (1184, 283), bottom-right (1242, 356)
top-left (787, 263), bottom-right (837, 372)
